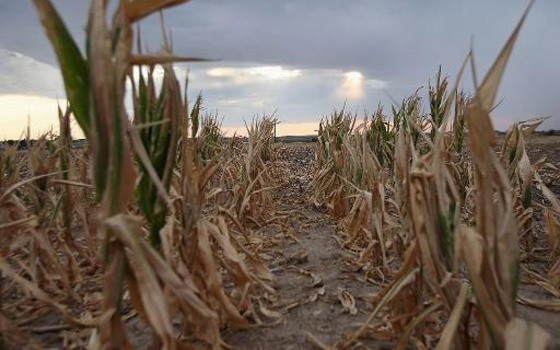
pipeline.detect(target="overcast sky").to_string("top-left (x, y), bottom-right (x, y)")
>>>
top-left (0, 0), bottom-right (558, 138)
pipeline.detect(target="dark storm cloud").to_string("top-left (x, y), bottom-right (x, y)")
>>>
top-left (1, 0), bottom-right (559, 130)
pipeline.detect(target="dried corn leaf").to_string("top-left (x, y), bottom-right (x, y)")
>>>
top-left (342, 267), bottom-right (419, 347)
top-left (544, 210), bottom-right (560, 260)
top-left (196, 221), bottom-right (246, 327)
top-left (337, 288), bottom-right (358, 315)
top-left (105, 216), bottom-right (175, 350)
top-left (459, 225), bottom-right (508, 339)
top-left (124, 0), bottom-right (191, 23)
top-left (130, 53), bottom-right (211, 65)
top-left (0, 255), bottom-right (95, 328)
top-left (304, 331), bottom-right (336, 350)
top-left (435, 282), bottom-right (469, 350)
top-left (258, 300), bottom-right (283, 319)
top-left (476, 0), bottom-right (534, 116)
top-left (518, 297), bottom-right (560, 313)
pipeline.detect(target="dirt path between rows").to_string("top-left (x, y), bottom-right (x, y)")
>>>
top-left (224, 142), bottom-right (560, 350)
top-left (225, 145), bottom-right (389, 350)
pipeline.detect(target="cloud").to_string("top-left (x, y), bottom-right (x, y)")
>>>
top-left (0, 49), bottom-right (64, 98)
top-left (207, 66), bottom-right (300, 80)
top-left (184, 63), bottom-right (388, 128)
top-left (1, 1), bottom-right (559, 132)
top-left (0, 50), bottom-right (390, 138)
top-left (204, 65), bottom-right (301, 86)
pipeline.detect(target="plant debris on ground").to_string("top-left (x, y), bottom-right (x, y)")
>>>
top-left (1, 0), bottom-right (559, 349)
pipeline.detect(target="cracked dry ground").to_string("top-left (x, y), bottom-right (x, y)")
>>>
top-left (225, 144), bottom-right (389, 350)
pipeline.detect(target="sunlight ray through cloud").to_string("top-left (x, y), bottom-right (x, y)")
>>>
top-left (340, 71), bottom-right (365, 99)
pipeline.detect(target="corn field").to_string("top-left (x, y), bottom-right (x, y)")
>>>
top-left (1, 0), bottom-right (559, 349)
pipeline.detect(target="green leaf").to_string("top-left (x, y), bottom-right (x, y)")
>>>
top-left (32, 0), bottom-right (90, 134)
